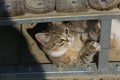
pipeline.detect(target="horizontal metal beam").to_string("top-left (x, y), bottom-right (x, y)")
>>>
top-left (0, 12), bottom-right (120, 25)
top-left (0, 62), bottom-right (119, 79)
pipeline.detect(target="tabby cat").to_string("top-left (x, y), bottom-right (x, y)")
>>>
top-left (35, 22), bottom-right (100, 68)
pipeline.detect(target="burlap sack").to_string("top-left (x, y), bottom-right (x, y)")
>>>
top-left (25, 0), bottom-right (55, 14)
top-left (56, 0), bottom-right (89, 13)
top-left (0, 0), bottom-right (24, 17)
top-left (88, 0), bottom-right (119, 10)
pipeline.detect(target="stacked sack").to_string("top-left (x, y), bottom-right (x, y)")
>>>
top-left (24, 0), bottom-right (55, 14)
top-left (0, 0), bottom-right (24, 17)
top-left (56, 0), bottom-right (89, 13)
top-left (88, 0), bottom-right (120, 11)
top-left (24, 0), bottom-right (89, 14)
top-left (0, 0), bottom-right (56, 17)
top-left (24, 0), bottom-right (120, 14)
top-left (1, 0), bottom-right (120, 17)
top-left (55, 0), bottom-right (120, 12)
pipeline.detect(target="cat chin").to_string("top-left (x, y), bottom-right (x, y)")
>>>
top-left (44, 45), bottom-right (70, 57)
top-left (49, 48), bottom-right (67, 57)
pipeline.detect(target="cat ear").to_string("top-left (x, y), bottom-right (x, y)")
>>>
top-left (35, 33), bottom-right (49, 46)
top-left (49, 22), bottom-right (63, 26)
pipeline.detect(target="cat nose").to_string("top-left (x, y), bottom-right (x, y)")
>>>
top-left (66, 39), bottom-right (69, 42)
top-left (67, 37), bottom-right (72, 42)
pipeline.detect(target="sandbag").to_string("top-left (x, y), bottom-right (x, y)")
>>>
top-left (0, 0), bottom-right (25, 17)
top-left (56, 0), bottom-right (88, 13)
top-left (88, 0), bottom-right (119, 10)
top-left (24, 0), bottom-right (55, 14)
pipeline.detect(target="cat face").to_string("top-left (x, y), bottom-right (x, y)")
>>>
top-left (35, 26), bottom-right (74, 57)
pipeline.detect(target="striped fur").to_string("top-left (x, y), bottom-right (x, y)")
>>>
top-left (35, 21), bottom-right (100, 68)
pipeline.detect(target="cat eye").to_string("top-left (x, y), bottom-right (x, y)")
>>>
top-left (58, 39), bottom-right (64, 43)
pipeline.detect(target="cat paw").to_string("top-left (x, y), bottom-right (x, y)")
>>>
top-left (80, 41), bottom-right (101, 65)
top-left (92, 41), bottom-right (101, 51)
top-left (88, 41), bottom-right (101, 52)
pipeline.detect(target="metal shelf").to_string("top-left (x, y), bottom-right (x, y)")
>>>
top-left (0, 9), bottom-right (120, 25)
top-left (0, 9), bottom-right (120, 79)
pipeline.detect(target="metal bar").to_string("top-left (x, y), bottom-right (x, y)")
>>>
top-left (0, 63), bottom-right (119, 79)
top-left (0, 14), bottom-right (120, 26)
top-left (0, 63), bottom-right (97, 79)
top-left (109, 62), bottom-right (120, 74)
top-left (98, 19), bottom-right (112, 70)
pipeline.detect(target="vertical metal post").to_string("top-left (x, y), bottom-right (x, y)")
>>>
top-left (98, 19), bottom-right (112, 70)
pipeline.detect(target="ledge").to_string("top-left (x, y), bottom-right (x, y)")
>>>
top-left (0, 8), bottom-right (120, 25)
